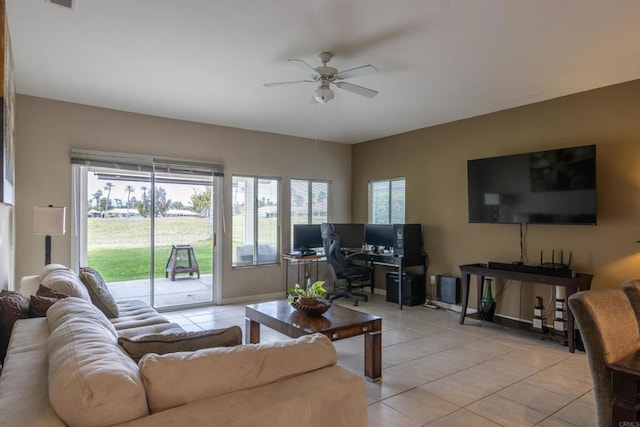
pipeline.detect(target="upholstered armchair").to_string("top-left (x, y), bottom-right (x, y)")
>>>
top-left (621, 279), bottom-right (640, 328)
top-left (568, 289), bottom-right (640, 427)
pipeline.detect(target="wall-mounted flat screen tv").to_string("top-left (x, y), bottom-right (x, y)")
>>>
top-left (467, 145), bottom-right (596, 225)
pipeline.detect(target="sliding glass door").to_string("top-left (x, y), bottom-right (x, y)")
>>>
top-left (72, 151), bottom-right (223, 310)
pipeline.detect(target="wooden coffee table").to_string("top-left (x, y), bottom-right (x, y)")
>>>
top-left (245, 299), bottom-right (382, 381)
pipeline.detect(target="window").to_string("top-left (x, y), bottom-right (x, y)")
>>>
top-left (290, 179), bottom-right (330, 247)
top-left (370, 178), bottom-right (405, 224)
top-left (232, 176), bottom-right (280, 267)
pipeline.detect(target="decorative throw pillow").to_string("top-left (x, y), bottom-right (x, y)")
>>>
top-left (36, 283), bottom-right (69, 299)
top-left (29, 295), bottom-right (62, 318)
top-left (79, 267), bottom-right (119, 318)
top-left (118, 326), bottom-right (242, 362)
top-left (0, 290), bottom-right (30, 362)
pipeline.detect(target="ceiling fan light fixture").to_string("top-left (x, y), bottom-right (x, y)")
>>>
top-left (314, 86), bottom-right (334, 104)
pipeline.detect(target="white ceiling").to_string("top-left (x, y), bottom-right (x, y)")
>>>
top-left (6, 0), bottom-right (640, 144)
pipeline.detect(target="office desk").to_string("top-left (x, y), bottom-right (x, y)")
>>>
top-left (281, 253), bottom-right (323, 292)
top-left (607, 351), bottom-right (640, 424)
top-left (358, 253), bottom-right (428, 310)
top-left (459, 263), bottom-right (593, 353)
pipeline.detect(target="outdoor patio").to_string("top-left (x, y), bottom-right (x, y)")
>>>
top-left (106, 274), bottom-right (214, 309)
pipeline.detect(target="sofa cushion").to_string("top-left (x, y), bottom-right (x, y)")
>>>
top-left (47, 302), bottom-right (149, 426)
top-left (79, 266), bottom-right (119, 318)
top-left (0, 290), bottom-right (30, 362)
top-left (40, 267), bottom-right (92, 302)
top-left (0, 318), bottom-right (66, 427)
top-left (110, 299), bottom-right (173, 332)
top-left (47, 297), bottom-right (118, 339)
top-left (139, 333), bottom-right (337, 413)
top-left (118, 326), bottom-right (242, 362)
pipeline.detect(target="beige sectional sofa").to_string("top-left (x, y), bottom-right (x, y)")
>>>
top-left (0, 266), bottom-right (367, 426)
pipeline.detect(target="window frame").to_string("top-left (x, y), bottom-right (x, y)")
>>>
top-left (369, 177), bottom-right (406, 224)
top-left (231, 175), bottom-right (281, 268)
top-left (290, 178), bottom-right (331, 249)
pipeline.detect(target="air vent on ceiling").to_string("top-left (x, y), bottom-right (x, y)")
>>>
top-left (45, 0), bottom-right (76, 10)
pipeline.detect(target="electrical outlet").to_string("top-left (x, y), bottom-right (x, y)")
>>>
top-left (430, 275), bottom-right (436, 285)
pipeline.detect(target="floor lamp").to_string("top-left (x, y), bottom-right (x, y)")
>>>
top-left (34, 206), bottom-right (66, 266)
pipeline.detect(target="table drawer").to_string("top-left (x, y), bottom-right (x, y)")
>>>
top-left (326, 322), bottom-right (378, 341)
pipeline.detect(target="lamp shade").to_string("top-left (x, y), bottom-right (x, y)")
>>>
top-left (34, 206), bottom-right (66, 235)
top-left (483, 193), bottom-right (501, 206)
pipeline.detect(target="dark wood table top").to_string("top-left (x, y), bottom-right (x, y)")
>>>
top-left (245, 299), bottom-right (381, 336)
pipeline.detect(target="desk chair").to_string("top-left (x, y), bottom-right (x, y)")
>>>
top-left (321, 223), bottom-right (371, 306)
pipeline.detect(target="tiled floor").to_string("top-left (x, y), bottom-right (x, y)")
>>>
top-left (164, 294), bottom-right (597, 427)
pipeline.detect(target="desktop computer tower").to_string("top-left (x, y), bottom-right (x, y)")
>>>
top-left (392, 224), bottom-right (423, 256)
top-left (386, 272), bottom-right (426, 306)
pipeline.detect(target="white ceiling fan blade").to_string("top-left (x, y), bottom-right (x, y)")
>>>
top-left (263, 80), bottom-right (315, 87)
top-left (288, 59), bottom-right (321, 78)
top-left (334, 82), bottom-right (379, 98)
top-left (335, 64), bottom-right (378, 80)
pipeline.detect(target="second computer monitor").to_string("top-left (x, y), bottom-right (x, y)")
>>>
top-left (364, 224), bottom-right (394, 249)
top-left (332, 223), bottom-right (365, 250)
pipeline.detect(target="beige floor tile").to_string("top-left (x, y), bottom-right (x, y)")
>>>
top-left (497, 381), bottom-right (573, 414)
top-left (367, 402), bottom-right (422, 427)
top-left (534, 416), bottom-right (577, 426)
top-left (364, 372), bottom-right (416, 401)
top-left (524, 370), bottom-right (593, 399)
top-left (467, 394), bottom-right (548, 426)
top-left (426, 408), bottom-right (501, 426)
top-left (383, 388), bottom-right (460, 424)
top-left (552, 398), bottom-right (598, 427)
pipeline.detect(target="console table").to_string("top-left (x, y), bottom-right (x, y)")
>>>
top-left (459, 263), bottom-right (593, 353)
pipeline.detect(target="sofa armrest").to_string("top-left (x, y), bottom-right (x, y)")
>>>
top-left (18, 275), bottom-right (40, 297)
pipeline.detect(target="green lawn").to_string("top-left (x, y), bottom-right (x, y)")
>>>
top-left (87, 217), bottom-right (213, 282)
top-left (87, 215), bottom-right (279, 282)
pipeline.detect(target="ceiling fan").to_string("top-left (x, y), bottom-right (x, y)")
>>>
top-left (264, 52), bottom-right (379, 104)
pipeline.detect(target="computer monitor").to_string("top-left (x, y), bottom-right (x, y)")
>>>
top-left (332, 223), bottom-right (365, 250)
top-left (292, 224), bottom-right (323, 251)
top-left (364, 224), bottom-right (394, 249)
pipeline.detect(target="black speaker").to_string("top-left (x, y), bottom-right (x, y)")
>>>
top-left (393, 224), bottom-right (423, 256)
top-left (436, 275), bottom-right (460, 304)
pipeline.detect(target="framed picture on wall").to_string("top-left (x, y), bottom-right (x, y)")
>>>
top-left (0, 1), bottom-right (15, 206)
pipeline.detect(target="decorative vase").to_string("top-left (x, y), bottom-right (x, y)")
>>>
top-left (480, 278), bottom-right (496, 321)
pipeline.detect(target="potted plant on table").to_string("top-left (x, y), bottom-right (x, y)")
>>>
top-left (287, 279), bottom-right (327, 306)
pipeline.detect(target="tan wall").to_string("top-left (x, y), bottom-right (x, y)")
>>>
top-left (14, 95), bottom-right (351, 300)
top-left (352, 79), bottom-right (640, 320)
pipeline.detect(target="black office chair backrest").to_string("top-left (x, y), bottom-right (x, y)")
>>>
top-left (321, 223), bottom-right (349, 277)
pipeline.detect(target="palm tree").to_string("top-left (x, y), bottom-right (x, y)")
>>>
top-left (139, 186), bottom-right (148, 217)
top-left (92, 189), bottom-right (103, 215)
top-left (124, 185), bottom-right (135, 217)
top-left (103, 182), bottom-right (115, 217)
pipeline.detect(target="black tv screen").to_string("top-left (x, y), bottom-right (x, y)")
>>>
top-left (467, 145), bottom-right (597, 225)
